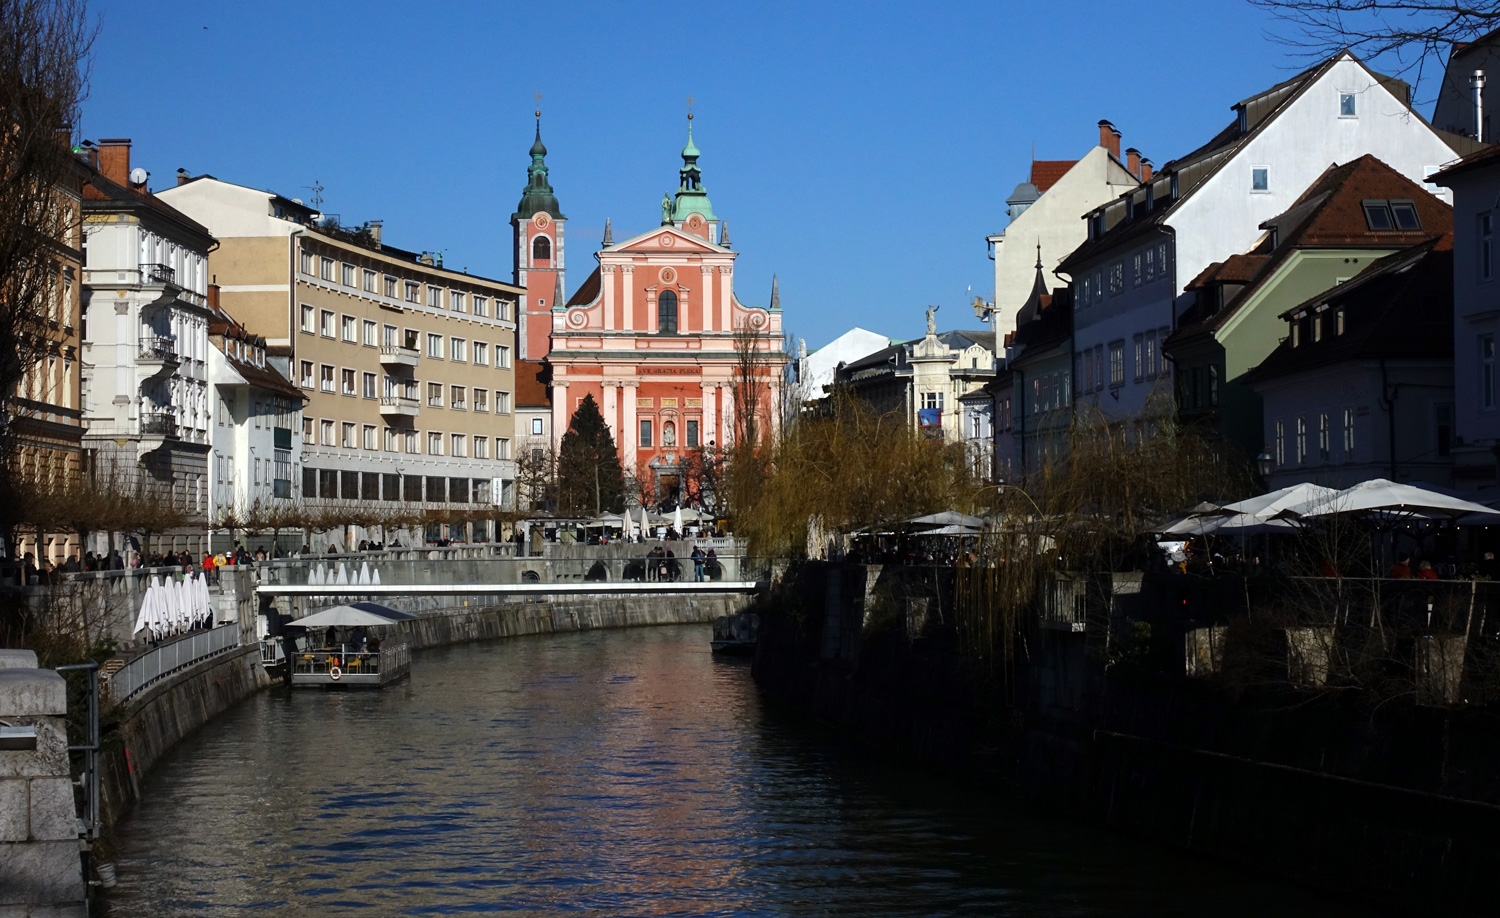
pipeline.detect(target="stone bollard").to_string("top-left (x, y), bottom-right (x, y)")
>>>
top-left (0, 649), bottom-right (86, 916)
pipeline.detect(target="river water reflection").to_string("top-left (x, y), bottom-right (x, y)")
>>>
top-left (106, 625), bottom-right (1362, 916)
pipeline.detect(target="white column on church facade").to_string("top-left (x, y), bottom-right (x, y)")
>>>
top-left (719, 383), bottom-right (735, 448)
top-left (621, 382), bottom-right (638, 467)
top-left (699, 266), bottom-right (713, 333)
top-left (551, 381), bottom-right (569, 452)
top-left (601, 266), bottom-right (615, 329)
top-left (700, 381), bottom-right (717, 448)
top-left (718, 266), bottom-right (732, 331)
top-left (621, 266), bottom-right (634, 332)
top-left (601, 381), bottom-right (619, 444)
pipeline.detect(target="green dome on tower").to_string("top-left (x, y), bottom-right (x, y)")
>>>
top-left (515, 111), bottom-right (563, 220)
top-left (671, 114), bottom-right (717, 223)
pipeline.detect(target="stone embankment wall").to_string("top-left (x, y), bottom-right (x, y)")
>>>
top-left (751, 561), bottom-right (1500, 917)
top-left (0, 650), bottom-right (86, 917)
top-left (99, 591), bottom-right (747, 828)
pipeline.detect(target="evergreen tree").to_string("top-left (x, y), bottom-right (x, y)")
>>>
top-left (556, 394), bottom-right (625, 516)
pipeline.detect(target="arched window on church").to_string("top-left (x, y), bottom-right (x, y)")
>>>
top-left (532, 235), bottom-right (551, 263)
top-left (658, 290), bottom-right (678, 334)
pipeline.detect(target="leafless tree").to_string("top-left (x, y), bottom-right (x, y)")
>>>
top-left (1251, 0), bottom-right (1500, 86)
top-left (0, 0), bottom-right (95, 542)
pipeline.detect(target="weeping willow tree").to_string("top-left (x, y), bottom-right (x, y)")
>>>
top-left (954, 393), bottom-right (1254, 694)
top-left (733, 389), bottom-right (982, 558)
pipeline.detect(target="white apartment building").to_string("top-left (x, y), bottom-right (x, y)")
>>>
top-left (158, 175), bottom-right (523, 546)
top-left (80, 139), bottom-right (214, 553)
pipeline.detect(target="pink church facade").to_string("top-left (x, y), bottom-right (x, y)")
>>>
top-left (512, 116), bottom-right (785, 505)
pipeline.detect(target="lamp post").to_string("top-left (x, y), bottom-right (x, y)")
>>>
top-left (1255, 451), bottom-right (1274, 487)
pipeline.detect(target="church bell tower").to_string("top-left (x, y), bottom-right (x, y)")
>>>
top-left (512, 109), bottom-right (565, 361)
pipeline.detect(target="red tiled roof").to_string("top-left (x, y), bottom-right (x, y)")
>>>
top-left (1030, 160), bottom-right (1077, 193)
top-left (565, 267), bottom-right (601, 308)
top-left (514, 359), bottom-right (550, 409)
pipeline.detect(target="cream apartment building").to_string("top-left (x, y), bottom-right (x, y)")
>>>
top-left (159, 176), bottom-right (521, 545)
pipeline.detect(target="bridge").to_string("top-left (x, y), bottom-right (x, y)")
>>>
top-left (256, 580), bottom-right (764, 598)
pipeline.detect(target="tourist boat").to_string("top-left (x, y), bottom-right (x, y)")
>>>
top-left (711, 612), bottom-right (759, 656)
top-left (281, 602), bottom-right (415, 689)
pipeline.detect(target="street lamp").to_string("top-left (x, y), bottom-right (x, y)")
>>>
top-left (1255, 451), bottom-right (1274, 481)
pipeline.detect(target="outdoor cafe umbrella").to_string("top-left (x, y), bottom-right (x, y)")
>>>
top-left (1220, 483), bottom-right (1337, 519)
top-left (287, 605), bottom-right (407, 629)
top-left (1295, 479), bottom-right (1495, 521)
top-left (907, 510), bottom-right (985, 531)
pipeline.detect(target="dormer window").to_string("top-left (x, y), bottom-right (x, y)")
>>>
top-left (1362, 199), bottom-right (1421, 232)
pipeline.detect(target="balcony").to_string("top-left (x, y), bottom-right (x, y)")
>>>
top-left (141, 263), bottom-right (176, 286)
top-left (139, 412), bottom-right (179, 446)
top-left (138, 335), bottom-right (180, 376)
top-left (380, 343), bottom-right (420, 368)
top-left (380, 395), bottom-right (420, 417)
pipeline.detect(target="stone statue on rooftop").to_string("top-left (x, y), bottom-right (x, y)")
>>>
top-left (926, 304), bottom-right (939, 337)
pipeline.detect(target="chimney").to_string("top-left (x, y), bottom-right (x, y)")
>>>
top-left (176, 168), bottom-right (190, 186)
top-left (207, 283), bottom-right (220, 310)
top-left (367, 219), bottom-right (383, 247)
top-left (1097, 120), bottom-right (1121, 158)
top-left (1140, 158), bottom-right (1154, 183)
top-left (1473, 70), bottom-right (1487, 142)
top-left (97, 138), bottom-right (131, 186)
top-left (1125, 147), bottom-right (1141, 177)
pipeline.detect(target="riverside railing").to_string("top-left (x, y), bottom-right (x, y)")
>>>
top-left (106, 624), bottom-right (240, 705)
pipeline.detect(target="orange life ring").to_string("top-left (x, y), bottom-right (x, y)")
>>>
top-left (329, 665), bottom-right (342, 681)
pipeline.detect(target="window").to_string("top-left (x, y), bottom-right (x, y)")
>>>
top-left (496, 390), bottom-right (511, 413)
top-left (1336, 308), bottom-right (1345, 336)
top-left (1252, 167), bottom-right (1269, 192)
top-left (383, 324), bottom-right (398, 347)
top-left (1108, 263), bottom-right (1123, 295)
top-left (687, 418), bottom-right (700, 448)
top-left (473, 295), bottom-right (488, 317)
top-left (1157, 244), bottom-right (1169, 280)
top-left (450, 338), bottom-right (466, 362)
top-left (1144, 246), bottom-right (1156, 282)
top-left (362, 372), bottom-right (376, 399)
top-left (341, 264), bottom-right (356, 287)
top-left (427, 286), bottom-right (443, 308)
top-left (1364, 201), bottom-right (1394, 231)
top-left (1080, 276), bottom-right (1092, 309)
top-left (640, 418), bottom-right (653, 447)
top-left (658, 290), bottom-right (678, 334)
top-left (1318, 412), bottom-right (1330, 461)
top-left (1133, 254), bottom-right (1142, 287)
top-left (473, 388), bottom-right (488, 412)
top-left (303, 416), bottom-right (314, 440)
top-left (1291, 319), bottom-right (1301, 348)
top-left (1145, 332), bottom-right (1157, 378)
top-left (1391, 201), bottom-right (1420, 230)
top-left (1109, 342), bottom-right (1124, 386)
top-left (300, 360), bottom-right (313, 388)
top-left (451, 434), bottom-right (467, 458)
top-left (474, 436), bottom-right (489, 459)
top-left (1296, 416), bottom-right (1307, 464)
top-left (1343, 408), bottom-right (1356, 456)
top-left (300, 304), bottom-right (315, 332)
top-left (320, 310), bottom-right (335, 337)
top-left (452, 385), bottom-right (466, 410)
top-left (404, 430), bottom-right (419, 454)
top-left (1482, 335), bottom-right (1496, 410)
top-left (362, 424), bottom-right (376, 450)
top-left (1481, 213), bottom-right (1494, 282)
top-left (1339, 92), bottom-right (1357, 117)
top-left (320, 364), bottom-right (335, 393)
top-left (1313, 314), bottom-right (1323, 342)
top-left (384, 427), bottom-right (397, 452)
top-left (473, 342), bottom-right (488, 365)
top-left (321, 419), bottom-right (334, 446)
top-left (533, 236), bottom-right (551, 261)
top-left (1093, 346), bottom-right (1104, 392)
top-left (363, 269), bottom-right (377, 293)
top-left (428, 382), bottom-right (443, 408)
top-left (341, 368), bottom-right (355, 396)
top-left (921, 391), bottom-right (944, 411)
top-left (497, 438), bottom-right (510, 460)
top-left (384, 275), bottom-right (398, 298)
top-left (496, 345), bottom-right (511, 369)
top-left (1209, 365), bottom-right (1218, 407)
top-left (427, 333), bottom-right (443, 358)
top-left (405, 282), bottom-right (420, 303)
top-left (451, 291), bottom-right (466, 313)
top-left (532, 418), bottom-right (544, 436)
top-left (428, 432), bottom-right (444, 456)
top-left (341, 315), bottom-right (356, 342)
top-left (320, 257), bottom-right (334, 281)
top-left (362, 319), bottom-right (377, 346)
top-left (300, 251), bottom-right (314, 275)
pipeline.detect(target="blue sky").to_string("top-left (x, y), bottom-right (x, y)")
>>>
top-left (81, 1), bottom-right (1418, 349)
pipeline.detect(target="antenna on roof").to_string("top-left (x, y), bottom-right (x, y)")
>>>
top-left (303, 180), bottom-right (324, 210)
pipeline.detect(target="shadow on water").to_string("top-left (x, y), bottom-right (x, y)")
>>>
top-left (103, 626), bottom-right (1371, 917)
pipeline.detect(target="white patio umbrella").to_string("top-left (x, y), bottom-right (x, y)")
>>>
top-left (673, 506), bottom-right (684, 532)
top-left (132, 583), bottom-right (155, 635)
top-left (196, 572), bottom-right (213, 627)
top-left (358, 562), bottom-right (371, 585)
top-left (289, 605), bottom-right (405, 629)
top-left (1297, 479), bottom-right (1495, 521)
top-left (639, 506), bottom-right (650, 536)
top-left (1221, 483), bottom-right (1338, 519)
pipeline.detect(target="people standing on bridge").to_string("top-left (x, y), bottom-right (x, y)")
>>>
top-left (664, 548), bottom-right (676, 582)
top-left (646, 546), bottom-right (662, 582)
top-left (706, 548), bottom-right (718, 582)
top-left (691, 546), bottom-right (706, 582)
top-left (202, 550), bottom-right (217, 586)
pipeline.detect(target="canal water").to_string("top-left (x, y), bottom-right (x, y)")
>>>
top-left (105, 625), bottom-right (1364, 917)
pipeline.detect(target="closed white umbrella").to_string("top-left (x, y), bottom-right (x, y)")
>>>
top-left (673, 506), bottom-right (683, 533)
top-left (358, 562), bottom-right (371, 585)
top-left (133, 583), bottom-right (153, 635)
top-left (336, 563), bottom-right (349, 586)
top-left (196, 572), bottom-right (213, 627)
top-left (371, 567), bottom-right (382, 585)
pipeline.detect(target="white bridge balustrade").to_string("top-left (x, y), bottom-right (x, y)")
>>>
top-left (105, 624), bottom-right (240, 705)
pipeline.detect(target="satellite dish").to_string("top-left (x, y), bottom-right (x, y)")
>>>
top-left (128, 167), bottom-right (147, 185)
